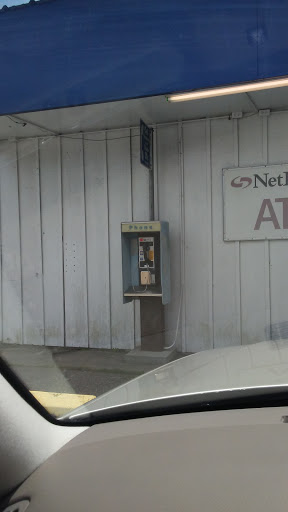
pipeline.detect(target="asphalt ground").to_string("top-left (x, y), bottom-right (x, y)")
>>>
top-left (11, 364), bottom-right (140, 395)
top-left (0, 344), bottom-right (186, 417)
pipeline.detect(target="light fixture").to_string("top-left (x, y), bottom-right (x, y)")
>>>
top-left (167, 77), bottom-right (288, 102)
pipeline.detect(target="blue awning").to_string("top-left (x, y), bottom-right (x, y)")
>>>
top-left (0, 0), bottom-right (287, 115)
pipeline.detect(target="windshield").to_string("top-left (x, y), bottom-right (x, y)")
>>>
top-left (1, 1), bottom-right (288, 423)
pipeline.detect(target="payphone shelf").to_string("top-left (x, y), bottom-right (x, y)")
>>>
top-left (124, 285), bottom-right (162, 297)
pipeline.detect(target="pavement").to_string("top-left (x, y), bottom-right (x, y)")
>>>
top-left (0, 343), bottom-right (187, 416)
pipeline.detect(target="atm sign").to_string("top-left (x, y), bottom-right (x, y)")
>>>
top-left (224, 164), bottom-right (288, 241)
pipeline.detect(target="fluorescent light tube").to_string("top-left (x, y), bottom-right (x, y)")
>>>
top-left (167, 77), bottom-right (288, 102)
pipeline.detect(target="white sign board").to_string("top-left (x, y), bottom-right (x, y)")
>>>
top-left (223, 164), bottom-right (288, 241)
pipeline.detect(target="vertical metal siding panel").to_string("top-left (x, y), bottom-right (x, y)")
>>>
top-left (238, 115), bottom-right (267, 344)
top-left (183, 121), bottom-right (212, 352)
top-left (84, 131), bottom-right (111, 348)
top-left (62, 135), bottom-right (88, 347)
top-left (211, 118), bottom-right (239, 348)
top-left (178, 122), bottom-right (186, 352)
top-left (233, 120), bottom-right (242, 345)
top-left (0, 141), bottom-right (22, 344)
top-left (261, 117), bottom-right (271, 338)
top-left (134, 296), bottom-right (141, 348)
top-left (157, 124), bottom-right (181, 347)
top-left (206, 119), bottom-right (214, 349)
top-left (107, 129), bottom-right (134, 349)
top-left (39, 137), bottom-right (64, 346)
top-left (268, 113), bottom-right (288, 338)
top-left (268, 112), bottom-right (288, 163)
top-left (131, 126), bottom-right (149, 348)
top-left (18, 139), bottom-right (44, 345)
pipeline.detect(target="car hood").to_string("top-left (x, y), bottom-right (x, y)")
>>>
top-left (65, 339), bottom-right (288, 419)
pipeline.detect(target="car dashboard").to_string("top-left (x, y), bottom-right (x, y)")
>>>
top-left (5, 407), bottom-right (288, 512)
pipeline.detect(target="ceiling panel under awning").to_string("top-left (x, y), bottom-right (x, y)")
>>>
top-left (1, 86), bottom-right (288, 140)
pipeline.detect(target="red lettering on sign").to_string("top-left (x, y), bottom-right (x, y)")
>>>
top-left (275, 198), bottom-right (288, 229)
top-left (254, 199), bottom-right (280, 230)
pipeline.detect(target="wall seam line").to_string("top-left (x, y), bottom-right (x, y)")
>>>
top-left (59, 136), bottom-right (66, 347)
top-left (178, 121), bottom-right (186, 352)
top-left (82, 133), bottom-right (89, 348)
top-left (129, 127), bottom-right (137, 349)
top-left (105, 130), bottom-right (112, 349)
top-left (233, 118), bottom-right (242, 345)
top-left (16, 141), bottom-right (24, 344)
top-left (206, 119), bottom-right (214, 349)
top-left (57, 136), bottom-right (64, 347)
top-left (37, 138), bottom-right (45, 345)
top-left (262, 115), bottom-right (271, 338)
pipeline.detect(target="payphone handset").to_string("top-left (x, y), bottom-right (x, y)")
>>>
top-left (138, 236), bottom-right (155, 285)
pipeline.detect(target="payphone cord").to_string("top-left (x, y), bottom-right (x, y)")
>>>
top-left (132, 284), bottom-right (148, 293)
top-left (164, 286), bottom-right (183, 350)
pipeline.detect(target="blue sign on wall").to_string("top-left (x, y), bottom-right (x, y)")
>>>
top-left (140, 120), bottom-right (153, 170)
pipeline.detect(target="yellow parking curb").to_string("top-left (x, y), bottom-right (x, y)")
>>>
top-left (30, 390), bottom-right (96, 417)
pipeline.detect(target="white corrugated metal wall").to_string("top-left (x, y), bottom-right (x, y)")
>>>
top-left (0, 129), bottom-right (148, 349)
top-left (0, 111), bottom-right (287, 352)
